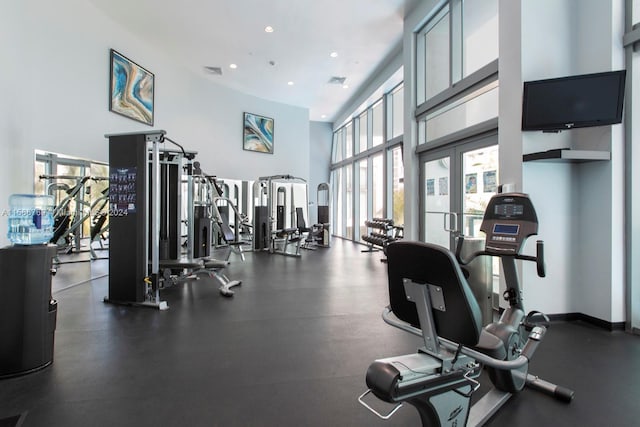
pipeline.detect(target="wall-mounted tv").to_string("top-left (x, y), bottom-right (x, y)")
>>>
top-left (521, 70), bottom-right (626, 131)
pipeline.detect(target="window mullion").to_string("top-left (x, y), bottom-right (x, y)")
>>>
top-left (450, 0), bottom-right (463, 85)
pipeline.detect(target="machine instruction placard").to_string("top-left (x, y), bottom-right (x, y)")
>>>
top-left (109, 167), bottom-right (137, 214)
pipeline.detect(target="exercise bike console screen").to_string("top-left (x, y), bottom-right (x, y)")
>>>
top-left (494, 203), bottom-right (524, 217)
top-left (493, 224), bottom-right (519, 235)
top-left (481, 193), bottom-right (539, 255)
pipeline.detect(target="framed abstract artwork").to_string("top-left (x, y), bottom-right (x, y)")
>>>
top-left (243, 112), bottom-right (274, 154)
top-left (109, 49), bottom-right (154, 126)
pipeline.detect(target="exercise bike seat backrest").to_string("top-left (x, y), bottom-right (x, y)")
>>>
top-left (386, 241), bottom-right (506, 360)
top-left (386, 240), bottom-right (482, 346)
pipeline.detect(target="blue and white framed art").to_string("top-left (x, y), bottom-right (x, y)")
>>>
top-left (109, 49), bottom-right (154, 126)
top-left (243, 112), bottom-right (274, 154)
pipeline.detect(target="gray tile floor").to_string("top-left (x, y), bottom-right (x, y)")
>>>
top-left (1, 239), bottom-right (639, 426)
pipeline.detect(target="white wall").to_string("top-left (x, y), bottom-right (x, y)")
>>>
top-left (516, 0), bottom-right (625, 322)
top-left (521, 163), bottom-right (575, 313)
top-left (0, 0), bottom-right (311, 245)
top-left (309, 121), bottom-right (333, 224)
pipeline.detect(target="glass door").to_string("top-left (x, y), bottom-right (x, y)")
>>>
top-left (422, 151), bottom-right (456, 249)
top-left (461, 144), bottom-right (499, 238)
top-left (420, 135), bottom-right (499, 249)
top-left (420, 135), bottom-right (499, 319)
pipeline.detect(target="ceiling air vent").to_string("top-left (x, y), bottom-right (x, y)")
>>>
top-left (328, 76), bottom-right (346, 85)
top-left (204, 66), bottom-right (223, 75)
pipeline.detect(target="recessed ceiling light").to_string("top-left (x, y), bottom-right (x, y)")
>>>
top-left (342, 84), bottom-right (349, 89)
top-left (321, 114), bottom-right (327, 119)
top-left (229, 63), bottom-right (237, 69)
top-left (265, 26), bottom-right (274, 33)
top-left (330, 52), bottom-right (338, 58)
top-left (287, 81), bottom-right (294, 86)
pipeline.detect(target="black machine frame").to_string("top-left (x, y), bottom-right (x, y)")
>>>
top-left (104, 130), bottom-right (243, 307)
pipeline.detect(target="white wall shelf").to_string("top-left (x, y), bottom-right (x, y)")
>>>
top-left (523, 149), bottom-right (611, 163)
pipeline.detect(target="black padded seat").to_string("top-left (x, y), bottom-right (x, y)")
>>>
top-left (203, 259), bottom-right (229, 269)
top-left (386, 241), bottom-right (483, 347)
top-left (275, 228), bottom-right (298, 238)
top-left (386, 241), bottom-right (509, 360)
top-left (219, 212), bottom-right (237, 242)
top-left (158, 259), bottom-right (203, 269)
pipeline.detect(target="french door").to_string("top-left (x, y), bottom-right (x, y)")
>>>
top-left (419, 134), bottom-right (499, 250)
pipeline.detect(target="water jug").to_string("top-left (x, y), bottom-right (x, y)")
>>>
top-left (7, 194), bottom-right (54, 245)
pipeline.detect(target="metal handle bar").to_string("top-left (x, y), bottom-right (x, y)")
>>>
top-left (457, 370), bottom-right (482, 398)
top-left (455, 237), bottom-right (546, 278)
top-left (444, 212), bottom-right (458, 233)
top-left (357, 389), bottom-right (404, 420)
top-left (40, 174), bottom-right (87, 180)
top-left (536, 240), bottom-right (546, 277)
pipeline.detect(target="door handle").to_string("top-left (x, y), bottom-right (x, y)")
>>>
top-left (444, 212), bottom-right (458, 233)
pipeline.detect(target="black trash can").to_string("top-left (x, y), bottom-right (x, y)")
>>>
top-left (0, 244), bottom-right (57, 378)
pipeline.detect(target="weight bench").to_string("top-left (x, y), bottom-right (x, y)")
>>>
top-left (272, 227), bottom-right (302, 257)
top-left (158, 257), bottom-right (241, 297)
top-left (157, 259), bottom-right (204, 285)
top-left (295, 207), bottom-right (323, 250)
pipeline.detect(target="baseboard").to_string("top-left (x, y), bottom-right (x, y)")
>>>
top-left (548, 312), bottom-right (626, 331)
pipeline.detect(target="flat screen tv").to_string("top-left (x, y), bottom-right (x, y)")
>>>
top-left (521, 70), bottom-right (626, 131)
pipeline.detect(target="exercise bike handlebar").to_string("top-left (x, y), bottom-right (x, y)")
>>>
top-left (536, 240), bottom-right (546, 277)
top-left (455, 237), bottom-right (546, 278)
top-left (382, 307), bottom-right (545, 370)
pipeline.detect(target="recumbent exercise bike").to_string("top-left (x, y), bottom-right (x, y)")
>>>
top-left (358, 192), bottom-right (574, 426)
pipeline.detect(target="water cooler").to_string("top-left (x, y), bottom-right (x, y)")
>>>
top-left (0, 195), bottom-right (57, 378)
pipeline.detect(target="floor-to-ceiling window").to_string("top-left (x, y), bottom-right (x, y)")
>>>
top-left (413, 0), bottom-right (500, 303)
top-left (462, 0), bottom-right (499, 77)
top-left (344, 122), bottom-right (353, 159)
top-left (371, 154), bottom-right (384, 219)
top-left (344, 164), bottom-right (353, 239)
top-left (330, 82), bottom-right (404, 242)
top-left (418, 5), bottom-right (450, 105)
top-left (415, 0), bottom-right (499, 242)
top-left (331, 167), bottom-right (343, 236)
top-left (358, 111), bottom-right (368, 153)
top-left (389, 145), bottom-right (404, 226)
top-left (390, 86), bottom-right (404, 140)
top-left (388, 85), bottom-right (404, 229)
top-left (357, 159), bottom-right (368, 239)
top-left (371, 101), bottom-right (384, 148)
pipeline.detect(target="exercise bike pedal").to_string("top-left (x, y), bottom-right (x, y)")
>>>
top-left (523, 310), bottom-right (550, 331)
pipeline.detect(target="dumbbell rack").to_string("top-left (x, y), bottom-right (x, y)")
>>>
top-left (361, 218), bottom-right (402, 253)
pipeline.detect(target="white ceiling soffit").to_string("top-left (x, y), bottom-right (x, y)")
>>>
top-left (87, 0), bottom-right (420, 122)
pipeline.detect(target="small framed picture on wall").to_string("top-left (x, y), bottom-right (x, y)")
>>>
top-left (243, 112), bottom-right (274, 154)
top-left (109, 49), bottom-right (154, 126)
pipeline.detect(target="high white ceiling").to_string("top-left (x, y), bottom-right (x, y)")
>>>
top-left (87, 0), bottom-right (418, 122)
